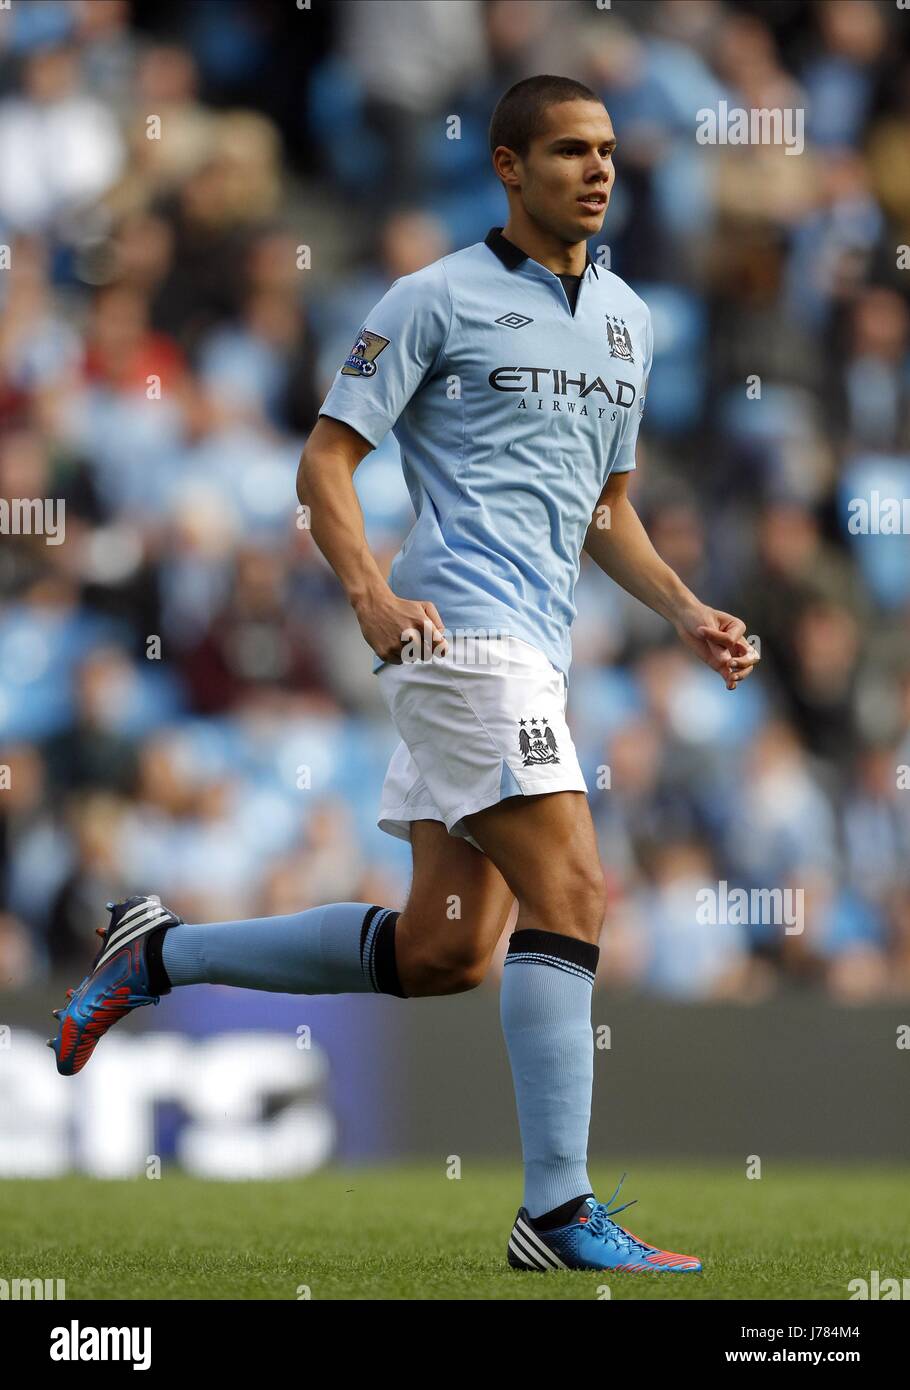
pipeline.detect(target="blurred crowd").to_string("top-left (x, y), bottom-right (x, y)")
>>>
top-left (1, 0), bottom-right (910, 1002)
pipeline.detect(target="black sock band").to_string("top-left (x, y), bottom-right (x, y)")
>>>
top-left (359, 904), bottom-right (385, 967)
top-left (505, 928), bottom-right (599, 983)
top-left (360, 906), bottom-right (407, 998)
top-left (145, 926), bottom-right (173, 995)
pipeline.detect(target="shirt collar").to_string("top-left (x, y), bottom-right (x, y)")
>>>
top-left (484, 226), bottom-right (598, 279)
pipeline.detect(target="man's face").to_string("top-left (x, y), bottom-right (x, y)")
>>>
top-left (511, 100), bottom-right (617, 243)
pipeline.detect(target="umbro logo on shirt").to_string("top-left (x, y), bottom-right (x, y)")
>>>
top-left (495, 312), bottom-right (534, 329)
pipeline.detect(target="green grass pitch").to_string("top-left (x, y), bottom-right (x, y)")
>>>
top-left (1, 1162), bottom-right (904, 1300)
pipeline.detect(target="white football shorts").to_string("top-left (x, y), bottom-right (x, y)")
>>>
top-left (376, 634), bottom-right (587, 852)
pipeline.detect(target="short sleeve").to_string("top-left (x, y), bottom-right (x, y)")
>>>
top-left (612, 305), bottom-right (653, 474)
top-left (317, 261), bottom-right (451, 450)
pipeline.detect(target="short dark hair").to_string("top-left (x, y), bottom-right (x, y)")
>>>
top-left (488, 75), bottom-right (602, 160)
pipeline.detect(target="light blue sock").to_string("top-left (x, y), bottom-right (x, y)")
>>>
top-left (161, 903), bottom-right (406, 996)
top-left (500, 928), bottom-right (600, 1219)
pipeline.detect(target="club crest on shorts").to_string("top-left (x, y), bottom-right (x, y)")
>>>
top-left (518, 716), bottom-right (559, 766)
top-left (341, 326), bottom-right (391, 377)
top-left (606, 315), bottom-right (634, 363)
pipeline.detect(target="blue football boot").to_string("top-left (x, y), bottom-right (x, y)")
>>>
top-left (507, 1173), bottom-right (702, 1273)
top-left (48, 894), bottom-right (182, 1076)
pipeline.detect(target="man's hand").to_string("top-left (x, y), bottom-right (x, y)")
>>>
top-left (582, 475), bottom-right (758, 690)
top-left (672, 605), bottom-right (760, 690)
top-left (353, 589), bottom-right (447, 664)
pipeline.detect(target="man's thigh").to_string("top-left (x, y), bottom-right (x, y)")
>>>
top-left (397, 819), bottom-right (516, 980)
top-left (462, 790), bottom-right (604, 940)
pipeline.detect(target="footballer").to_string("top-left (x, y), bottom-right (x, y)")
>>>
top-left (50, 76), bottom-right (758, 1274)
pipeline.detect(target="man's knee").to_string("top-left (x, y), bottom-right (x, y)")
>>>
top-left (518, 859), bottom-right (606, 942)
top-left (396, 916), bottom-right (490, 997)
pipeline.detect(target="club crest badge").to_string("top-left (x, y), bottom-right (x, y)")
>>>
top-left (606, 315), bottom-right (634, 363)
top-left (518, 716), bottom-right (559, 766)
top-left (341, 327), bottom-right (391, 377)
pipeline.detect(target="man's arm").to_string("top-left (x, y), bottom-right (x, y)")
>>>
top-left (297, 416), bottom-right (446, 662)
top-left (583, 469), bottom-right (758, 689)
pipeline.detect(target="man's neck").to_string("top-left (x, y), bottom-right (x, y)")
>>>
top-left (500, 215), bottom-right (588, 277)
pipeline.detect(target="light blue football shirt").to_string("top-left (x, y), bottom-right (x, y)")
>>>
top-left (318, 226), bottom-right (653, 676)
